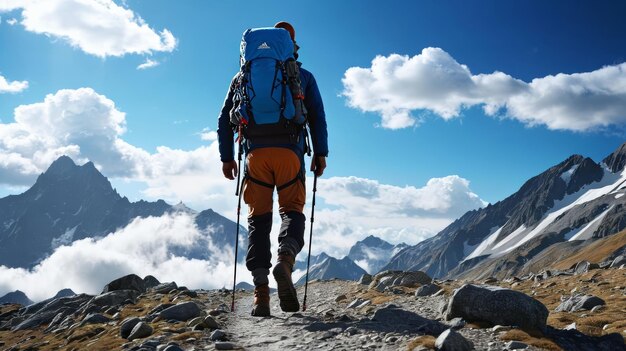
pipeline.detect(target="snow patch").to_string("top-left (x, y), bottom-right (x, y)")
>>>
top-left (51, 226), bottom-right (78, 249)
top-left (462, 240), bottom-right (479, 257)
top-left (615, 193), bottom-right (624, 199)
top-left (463, 226), bottom-right (502, 261)
top-left (560, 164), bottom-right (579, 185)
top-left (567, 206), bottom-right (613, 241)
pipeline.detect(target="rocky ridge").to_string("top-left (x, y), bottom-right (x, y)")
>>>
top-left (1, 262), bottom-right (625, 351)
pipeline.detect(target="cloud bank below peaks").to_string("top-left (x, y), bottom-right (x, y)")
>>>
top-left (0, 0), bottom-right (177, 58)
top-left (0, 213), bottom-right (252, 302)
top-left (342, 47), bottom-right (626, 131)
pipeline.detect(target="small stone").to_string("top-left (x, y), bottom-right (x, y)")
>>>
top-left (186, 316), bottom-right (205, 328)
top-left (163, 345), bottom-right (184, 351)
top-left (564, 322), bottom-right (576, 330)
top-left (347, 298), bottom-right (364, 308)
top-left (215, 342), bottom-right (235, 350)
top-left (210, 329), bottom-right (226, 341)
top-left (435, 329), bottom-right (473, 351)
top-left (203, 316), bottom-right (219, 329)
top-left (492, 325), bottom-right (512, 333)
top-left (345, 326), bottom-right (359, 335)
top-left (506, 340), bottom-right (528, 349)
top-left (384, 336), bottom-right (398, 343)
top-left (447, 317), bottom-right (465, 329)
top-left (591, 305), bottom-right (605, 313)
top-left (128, 322), bottom-right (153, 341)
top-left (358, 274), bottom-right (373, 285)
top-left (335, 294), bottom-right (347, 302)
top-left (357, 300), bottom-right (371, 309)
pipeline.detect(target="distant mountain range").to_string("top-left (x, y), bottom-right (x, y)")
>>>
top-left (295, 255), bottom-right (367, 286)
top-left (385, 142), bottom-right (626, 280)
top-left (0, 156), bottom-right (246, 268)
top-left (347, 235), bottom-right (407, 274)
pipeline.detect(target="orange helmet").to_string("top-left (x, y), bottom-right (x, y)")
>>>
top-left (274, 21), bottom-right (295, 41)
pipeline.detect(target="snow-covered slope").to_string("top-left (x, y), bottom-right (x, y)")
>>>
top-left (384, 142), bottom-right (626, 279)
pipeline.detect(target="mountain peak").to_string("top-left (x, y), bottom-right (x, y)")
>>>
top-left (359, 235), bottom-right (393, 249)
top-left (45, 155), bottom-right (78, 175)
top-left (603, 142), bottom-right (626, 173)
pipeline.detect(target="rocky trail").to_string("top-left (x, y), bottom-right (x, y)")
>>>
top-left (1, 266), bottom-right (626, 351)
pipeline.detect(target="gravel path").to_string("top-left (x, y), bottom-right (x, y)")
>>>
top-left (218, 280), bottom-right (544, 351)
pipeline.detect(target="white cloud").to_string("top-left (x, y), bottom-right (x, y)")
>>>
top-left (137, 58), bottom-right (159, 70)
top-left (320, 175), bottom-right (486, 219)
top-left (0, 87), bottom-right (236, 215)
top-left (0, 213), bottom-right (253, 301)
top-left (305, 175), bottom-right (486, 258)
top-left (0, 74), bottom-right (28, 93)
top-left (7, 18), bottom-right (17, 25)
top-left (200, 128), bottom-right (218, 141)
top-left (1, 0), bottom-right (177, 58)
top-left (342, 47), bottom-right (626, 131)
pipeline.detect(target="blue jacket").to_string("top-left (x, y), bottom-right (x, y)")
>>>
top-left (217, 65), bottom-right (328, 162)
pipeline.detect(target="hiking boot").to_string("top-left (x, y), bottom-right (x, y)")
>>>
top-left (251, 284), bottom-right (270, 317)
top-left (272, 254), bottom-right (300, 312)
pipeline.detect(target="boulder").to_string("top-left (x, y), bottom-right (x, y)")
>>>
top-left (369, 270), bottom-right (432, 292)
top-left (358, 274), bottom-right (373, 285)
top-left (102, 274), bottom-right (146, 293)
top-left (555, 295), bottom-right (605, 312)
top-left (442, 284), bottom-right (549, 333)
top-left (151, 282), bottom-right (178, 294)
top-left (91, 290), bottom-right (139, 307)
top-left (575, 261), bottom-right (599, 274)
top-left (505, 341), bottom-right (528, 350)
top-left (143, 275), bottom-right (161, 289)
top-left (80, 313), bottom-right (111, 325)
top-left (434, 328), bottom-right (474, 351)
top-left (210, 329), bottom-right (227, 341)
top-left (415, 283), bottom-right (441, 297)
top-left (120, 317), bottom-right (141, 339)
top-left (128, 321), bottom-right (153, 341)
top-left (158, 301), bottom-right (201, 321)
top-left (610, 255), bottom-right (626, 268)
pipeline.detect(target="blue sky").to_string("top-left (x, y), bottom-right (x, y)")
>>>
top-left (1, 0), bottom-right (626, 248)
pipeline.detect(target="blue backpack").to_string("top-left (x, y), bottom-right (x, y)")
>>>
top-left (230, 27), bottom-right (307, 146)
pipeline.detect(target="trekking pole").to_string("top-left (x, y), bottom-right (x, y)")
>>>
top-left (231, 135), bottom-right (244, 312)
top-left (302, 172), bottom-right (318, 312)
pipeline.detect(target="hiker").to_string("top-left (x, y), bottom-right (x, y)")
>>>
top-left (217, 21), bottom-right (328, 316)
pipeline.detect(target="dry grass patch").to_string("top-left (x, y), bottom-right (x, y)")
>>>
top-left (500, 329), bottom-right (562, 351)
top-left (170, 330), bottom-right (203, 341)
top-left (553, 230), bottom-right (626, 270)
top-left (406, 335), bottom-right (436, 350)
top-left (356, 289), bottom-right (394, 305)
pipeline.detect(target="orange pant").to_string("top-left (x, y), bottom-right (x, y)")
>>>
top-left (243, 147), bottom-right (305, 217)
